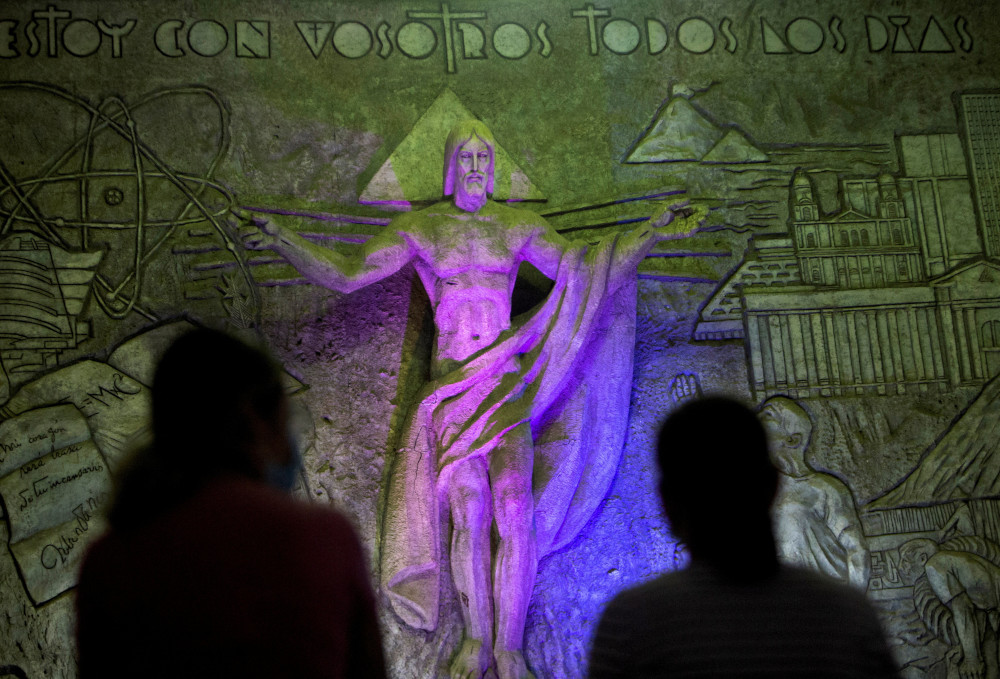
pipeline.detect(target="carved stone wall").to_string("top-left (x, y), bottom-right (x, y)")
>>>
top-left (0, 1), bottom-right (997, 678)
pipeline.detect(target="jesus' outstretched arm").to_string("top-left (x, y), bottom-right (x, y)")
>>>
top-left (235, 210), bottom-right (413, 294)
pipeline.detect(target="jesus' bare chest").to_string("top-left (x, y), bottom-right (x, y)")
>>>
top-left (405, 214), bottom-right (529, 277)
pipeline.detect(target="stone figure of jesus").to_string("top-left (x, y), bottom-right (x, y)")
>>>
top-left (240, 120), bottom-right (698, 679)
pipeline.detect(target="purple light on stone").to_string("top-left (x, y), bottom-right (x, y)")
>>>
top-left (646, 251), bottom-right (728, 258)
top-left (557, 216), bottom-right (649, 235)
top-left (541, 189), bottom-right (686, 218)
top-left (637, 274), bottom-right (718, 283)
top-left (357, 199), bottom-right (412, 210)
top-left (301, 233), bottom-right (371, 244)
top-left (240, 205), bottom-right (391, 226)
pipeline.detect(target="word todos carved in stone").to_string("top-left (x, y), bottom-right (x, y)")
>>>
top-left (0, 4), bottom-right (975, 65)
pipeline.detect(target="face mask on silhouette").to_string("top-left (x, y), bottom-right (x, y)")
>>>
top-left (266, 428), bottom-right (302, 493)
top-left (259, 398), bottom-right (306, 493)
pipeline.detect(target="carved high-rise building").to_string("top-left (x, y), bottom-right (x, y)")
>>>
top-left (959, 92), bottom-right (1000, 257)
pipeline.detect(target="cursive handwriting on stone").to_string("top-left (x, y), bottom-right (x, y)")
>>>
top-left (30, 463), bottom-right (104, 500)
top-left (51, 443), bottom-right (83, 460)
top-left (38, 495), bottom-right (105, 570)
top-left (40, 533), bottom-right (79, 569)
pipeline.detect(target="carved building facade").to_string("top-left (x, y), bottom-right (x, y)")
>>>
top-left (790, 173), bottom-right (924, 290)
top-left (696, 96), bottom-right (1000, 400)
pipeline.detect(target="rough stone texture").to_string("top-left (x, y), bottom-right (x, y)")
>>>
top-left (1, 1), bottom-right (1000, 677)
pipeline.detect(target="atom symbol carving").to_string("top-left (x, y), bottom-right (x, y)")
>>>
top-left (0, 82), bottom-right (257, 322)
top-left (103, 187), bottom-right (124, 206)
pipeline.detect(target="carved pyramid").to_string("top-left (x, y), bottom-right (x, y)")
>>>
top-left (360, 89), bottom-right (544, 206)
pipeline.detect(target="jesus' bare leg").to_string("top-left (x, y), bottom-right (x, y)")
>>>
top-left (448, 457), bottom-right (495, 678)
top-left (490, 423), bottom-right (537, 679)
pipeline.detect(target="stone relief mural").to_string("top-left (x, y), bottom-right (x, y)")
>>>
top-left (0, 1), bottom-right (997, 678)
top-left (239, 116), bottom-right (699, 678)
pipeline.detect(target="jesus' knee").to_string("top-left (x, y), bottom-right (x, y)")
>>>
top-left (492, 477), bottom-right (535, 542)
top-left (449, 462), bottom-right (492, 537)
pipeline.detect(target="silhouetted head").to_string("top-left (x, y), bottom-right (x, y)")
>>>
top-left (443, 120), bottom-right (496, 211)
top-left (152, 327), bottom-right (290, 476)
top-left (111, 328), bottom-right (293, 530)
top-left (658, 397), bottom-right (778, 574)
top-left (758, 396), bottom-right (813, 478)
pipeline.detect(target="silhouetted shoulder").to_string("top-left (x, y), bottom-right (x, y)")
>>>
top-left (211, 478), bottom-right (365, 563)
top-left (591, 565), bottom-right (898, 679)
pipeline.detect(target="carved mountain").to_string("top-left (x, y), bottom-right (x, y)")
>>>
top-left (871, 372), bottom-right (1000, 507)
top-left (701, 128), bottom-right (769, 164)
top-left (360, 88), bottom-right (544, 206)
top-left (625, 97), bottom-right (722, 163)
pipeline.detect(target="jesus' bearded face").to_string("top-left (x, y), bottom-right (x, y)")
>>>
top-left (452, 136), bottom-right (493, 212)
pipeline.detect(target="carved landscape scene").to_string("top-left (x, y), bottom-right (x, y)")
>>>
top-left (0, 2), bottom-right (997, 678)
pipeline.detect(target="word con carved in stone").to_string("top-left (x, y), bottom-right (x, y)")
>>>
top-left (0, 4), bottom-right (974, 65)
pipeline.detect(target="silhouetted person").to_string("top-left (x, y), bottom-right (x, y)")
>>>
top-left (589, 397), bottom-right (898, 678)
top-left (76, 328), bottom-right (386, 679)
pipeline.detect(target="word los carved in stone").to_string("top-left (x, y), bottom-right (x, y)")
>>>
top-left (0, 4), bottom-right (975, 65)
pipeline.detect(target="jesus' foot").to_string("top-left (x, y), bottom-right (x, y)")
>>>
top-left (495, 650), bottom-right (535, 679)
top-left (450, 637), bottom-right (490, 679)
